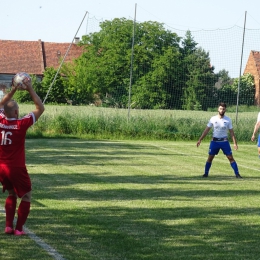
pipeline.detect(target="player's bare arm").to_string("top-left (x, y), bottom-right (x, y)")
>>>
top-left (197, 127), bottom-right (211, 147)
top-left (0, 86), bottom-right (17, 109)
top-left (229, 128), bottom-right (238, 150)
top-left (251, 121), bottom-right (260, 141)
top-left (23, 80), bottom-right (45, 121)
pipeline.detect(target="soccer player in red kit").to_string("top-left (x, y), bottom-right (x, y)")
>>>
top-left (0, 76), bottom-right (44, 236)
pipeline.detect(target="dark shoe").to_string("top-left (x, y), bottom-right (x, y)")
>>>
top-left (202, 174), bottom-right (208, 177)
top-left (236, 174), bottom-right (242, 178)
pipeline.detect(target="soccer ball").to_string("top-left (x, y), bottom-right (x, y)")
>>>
top-left (13, 72), bottom-right (31, 90)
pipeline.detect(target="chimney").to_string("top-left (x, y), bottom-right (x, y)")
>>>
top-left (74, 37), bottom-right (80, 44)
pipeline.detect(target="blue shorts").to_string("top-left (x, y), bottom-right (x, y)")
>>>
top-left (257, 134), bottom-right (260, 147)
top-left (208, 140), bottom-right (232, 156)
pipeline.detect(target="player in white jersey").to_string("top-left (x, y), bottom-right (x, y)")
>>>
top-left (197, 102), bottom-right (242, 178)
top-left (251, 112), bottom-right (260, 157)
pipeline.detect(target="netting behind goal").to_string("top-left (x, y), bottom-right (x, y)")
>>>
top-left (82, 15), bottom-right (260, 113)
top-left (72, 15), bottom-right (260, 140)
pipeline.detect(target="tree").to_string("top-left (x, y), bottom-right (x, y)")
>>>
top-left (217, 84), bottom-right (236, 105)
top-left (217, 73), bottom-right (255, 106)
top-left (132, 46), bottom-right (182, 109)
top-left (63, 21), bottom-right (220, 110)
top-left (182, 47), bottom-right (217, 111)
top-left (65, 18), bottom-right (135, 106)
top-left (180, 31), bottom-right (218, 111)
top-left (64, 18), bottom-right (181, 108)
top-left (235, 73), bottom-right (255, 105)
top-left (41, 68), bottom-right (67, 104)
top-left (181, 30), bottom-right (198, 56)
top-left (131, 21), bottom-right (182, 109)
top-left (215, 69), bottom-right (233, 88)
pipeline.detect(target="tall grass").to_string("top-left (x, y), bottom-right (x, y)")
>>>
top-left (20, 104), bottom-right (259, 141)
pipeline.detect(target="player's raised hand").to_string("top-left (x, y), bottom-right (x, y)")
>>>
top-left (22, 77), bottom-right (33, 91)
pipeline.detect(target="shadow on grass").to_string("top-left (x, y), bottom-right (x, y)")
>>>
top-left (26, 139), bottom-right (190, 166)
top-left (29, 171), bottom-right (260, 201)
top-left (29, 173), bottom-right (260, 260)
top-left (2, 139), bottom-right (258, 260)
top-left (25, 205), bottom-right (260, 260)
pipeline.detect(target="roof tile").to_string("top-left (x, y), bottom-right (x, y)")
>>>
top-left (0, 39), bottom-right (83, 75)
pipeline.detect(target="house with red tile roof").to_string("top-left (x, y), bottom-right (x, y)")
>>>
top-left (0, 39), bottom-right (83, 93)
top-left (244, 50), bottom-right (260, 105)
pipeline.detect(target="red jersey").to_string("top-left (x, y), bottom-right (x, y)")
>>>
top-left (0, 109), bottom-right (35, 167)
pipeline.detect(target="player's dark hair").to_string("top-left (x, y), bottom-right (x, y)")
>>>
top-left (218, 102), bottom-right (226, 108)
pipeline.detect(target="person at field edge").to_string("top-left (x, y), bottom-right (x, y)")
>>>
top-left (0, 76), bottom-right (44, 236)
top-left (251, 112), bottom-right (260, 157)
top-left (196, 102), bottom-right (242, 178)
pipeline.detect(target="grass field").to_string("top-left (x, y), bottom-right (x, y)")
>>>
top-left (1, 139), bottom-right (260, 260)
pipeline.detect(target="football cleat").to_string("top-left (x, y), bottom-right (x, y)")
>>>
top-left (14, 229), bottom-right (26, 236)
top-left (5, 227), bottom-right (14, 234)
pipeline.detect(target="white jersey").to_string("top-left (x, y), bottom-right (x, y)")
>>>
top-left (257, 112), bottom-right (260, 122)
top-left (207, 115), bottom-right (233, 138)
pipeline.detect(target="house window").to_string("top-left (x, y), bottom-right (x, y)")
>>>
top-left (0, 90), bottom-right (4, 101)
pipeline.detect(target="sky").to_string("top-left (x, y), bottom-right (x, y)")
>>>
top-left (1, 0), bottom-right (260, 78)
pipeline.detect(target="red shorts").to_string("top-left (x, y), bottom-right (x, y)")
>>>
top-left (0, 165), bottom-right (31, 198)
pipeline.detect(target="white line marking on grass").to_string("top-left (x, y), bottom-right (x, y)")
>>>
top-left (149, 143), bottom-right (260, 172)
top-left (57, 138), bottom-right (260, 173)
top-left (232, 164), bottom-right (260, 172)
top-left (23, 227), bottom-right (66, 260)
top-left (0, 206), bottom-right (66, 260)
top-left (89, 140), bottom-right (260, 173)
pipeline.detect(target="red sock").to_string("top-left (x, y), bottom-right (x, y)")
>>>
top-left (15, 201), bottom-right (30, 231)
top-left (5, 195), bottom-right (17, 228)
